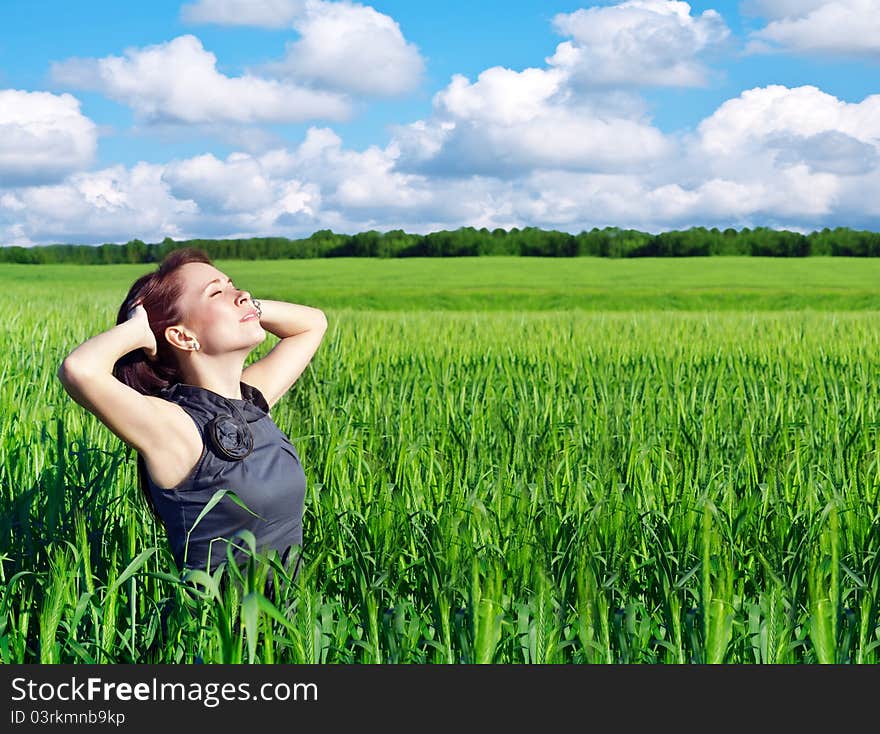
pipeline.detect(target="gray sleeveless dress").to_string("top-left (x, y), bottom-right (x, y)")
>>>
top-left (144, 380), bottom-right (306, 574)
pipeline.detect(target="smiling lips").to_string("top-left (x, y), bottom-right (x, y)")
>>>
top-left (240, 310), bottom-right (260, 322)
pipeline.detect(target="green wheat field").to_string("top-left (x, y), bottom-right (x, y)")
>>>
top-left (1, 256), bottom-right (879, 663)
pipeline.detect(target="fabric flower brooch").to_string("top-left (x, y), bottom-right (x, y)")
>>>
top-left (207, 412), bottom-right (254, 460)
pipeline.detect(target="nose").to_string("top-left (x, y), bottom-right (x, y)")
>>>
top-left (236, 289), bottom-right (253, 307)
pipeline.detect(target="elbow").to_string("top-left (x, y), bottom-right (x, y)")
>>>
top-left (57, 358), bottom-right (76, 390)
top-left (57, 355), bottom-right (92, 389)
top-left (57, 357), bottom-right (73, 386)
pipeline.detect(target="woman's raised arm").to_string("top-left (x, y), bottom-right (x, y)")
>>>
top-left (57, 304), bottom-right (171, 455)
top-left (240, 300), bottom-right (327, 409)
top-left (60, 303), bottom-right (156, 378)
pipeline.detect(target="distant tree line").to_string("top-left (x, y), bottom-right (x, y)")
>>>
top-left (2, 225), bottom-right (879, 264)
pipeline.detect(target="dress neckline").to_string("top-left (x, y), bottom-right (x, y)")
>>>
top-left (160, 380), bottom-right (270, 417)
top-left (173, 381), bottom-right (249, 401)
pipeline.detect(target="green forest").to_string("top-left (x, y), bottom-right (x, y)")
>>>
top-left (2, 225), bottom-right (880, 264)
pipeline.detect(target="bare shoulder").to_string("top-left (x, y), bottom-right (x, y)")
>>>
top-left (139, 395), bottom-right (204, 490)
top-left (141, 394), bottom-right (200, 436)
top-left (57, 367), bottom-right (205, 490)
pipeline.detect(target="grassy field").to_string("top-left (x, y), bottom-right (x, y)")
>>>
top-left (2, 255), bottom-right (880, 310)
top-left (1, 256), bottom-right (878, 663)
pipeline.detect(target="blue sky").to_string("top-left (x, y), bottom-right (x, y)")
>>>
top-left (0, 0), bottom-right (878, 245)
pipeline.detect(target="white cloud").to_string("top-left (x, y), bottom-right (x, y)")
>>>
top-left (182, 0), bottom-right (425, 97)
top-left (50, 34), bottom-right (350, 125)
top-left (504, 169), bottom-right (827, 231)
top-left (0, 154), bottom-right (328, 245)
top-left (0, 129), bottom-right (503, 245)
top-left (696, 85), bottom-right (880, 162)
top-left (162, 153), bottom-right (278, 213)
top-left (745, 0), bottom-right (880, 56)
top-left (0, 90), bottom-right (97, 186)
top-left (160, 150), bottom-right (323, 225)
top-left (391, 66), bottom-right (674, 177)
top-left (547, 0), bottom-right (730, 88)
top-left (5, 80), bottom-right (880, 245)
top-left (0, 163), bottom-right (196, 246)
top-left (434, 67), bottom-right (569, 126)
top-left (264, 0), bottom-right (424, 97)
top-left (254, 128), bottom-right (449, 219)
top-left (181, 0), bottom-right (306, 27)
top-left (670, 84), bottom-right (880, 224)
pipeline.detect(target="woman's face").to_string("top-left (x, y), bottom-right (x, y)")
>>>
top-left (170, 261), bottom-right (265, 356)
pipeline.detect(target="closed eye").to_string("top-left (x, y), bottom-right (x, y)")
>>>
top-left (210, 280), bottom-right (235, 297)
top-left (209, 278), bottom-right (235, 298)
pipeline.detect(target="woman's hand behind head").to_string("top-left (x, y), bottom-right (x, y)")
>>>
top-left (127, 301), bottom-right (158, 360)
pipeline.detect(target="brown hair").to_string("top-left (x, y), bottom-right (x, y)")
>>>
top-left (112, 246), bottom-right (213, 518)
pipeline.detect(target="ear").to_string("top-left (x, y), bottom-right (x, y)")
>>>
top-left (164, 325), bottom-right (199, 352)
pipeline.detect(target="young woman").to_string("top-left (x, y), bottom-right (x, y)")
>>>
top-left (57, 247), bottom-right (328, 578)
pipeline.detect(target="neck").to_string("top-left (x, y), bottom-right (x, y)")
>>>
top-left (178, 349), bottom-right (249, 400)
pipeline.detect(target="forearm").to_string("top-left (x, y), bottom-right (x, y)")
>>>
top-left (59, 319), bottom-right (152, 379)
top-left (256, 299), bottom-right (327, 339)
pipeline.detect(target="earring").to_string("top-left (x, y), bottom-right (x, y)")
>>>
top-left (192, 341), bottom-right (200, 351)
